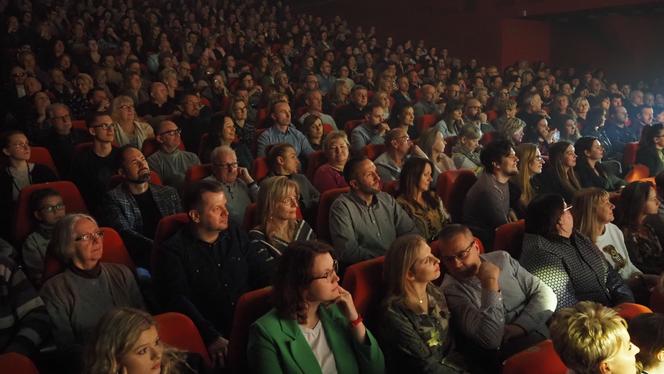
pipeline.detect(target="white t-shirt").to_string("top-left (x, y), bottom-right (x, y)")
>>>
top-left (595, 223), bottom-right (642, 280)
top-left (298, 320), bottom-right (338, 374)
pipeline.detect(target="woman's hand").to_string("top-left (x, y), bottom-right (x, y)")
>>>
top-left (334, 286), bottom-right (359, 322)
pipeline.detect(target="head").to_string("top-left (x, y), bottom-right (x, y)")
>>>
top-left (458, 125), bottom-right (481, 152)
top-left (267, 143), bottom-right (300, 175)
top-left (575, 137), bottom-right (604, 165)
top-left (640, 123), bottom-right (664, 149)
top-left (149, 82), bottom-right (168, 104)
top-left (343, 156), bottom-right (381, 196)
top-left (501, 117), bottom-right (526, 145)
top-left (574, 97), bottom-right (590, 115)
top-left (573, 188), bottom-right (614, 242)
top-left (30, 189), bottom-right (66, 226)
top-left (323, 131), bottom-right (350, 169)
top-left (271, 100), bottom-right (292, 128)
top-left (350, 85), bottom-right (368, 108)
top-left (419, 128), bottom-right (446, 160)
top-left (480, 140), bottom-right (519, 177)
top-left (587, 108), bottom-right (607, 129)
top-left (464, 98), bottom-right (482, 120)
top-left (302, 115), bottom-right (324, 143)
top-left (51, 214), bottom-right (103, 269)
top-left (181, 94), bottom-right (201, 118)
top-left (526, 193), bottom-right (574, 239)
top-left (385, 128), bottom-right (412, 156)
top-left (305, 90), bottom-right (323, 112)
top-left (2, 130), bottom-right (30, 162)
top-left (550, 301), bottom-right (637, 374)
top-left (87, 112), bottom-right (115, 143)
top-left (182, 180), bottom-right (229, 234)
top-left (75, 73), bottom-right (94, 95)
top-left (616, 181), bottom-right (659, 228)
top-left (366, 104), bottom-right (385, 127)
top-left (117, 145), bottom-right (151, 185)
top-left (210, 146), bottom-right (239, 184)
top-left (399, 156), bottom-right (435, 199)
top-left (256, 176), bottom-right (300, 227)
top-left (398, 105), bottom-right (415, 127)
top-left (628, 313), bottom-right (664, 372)
top-left (111, 96), bottom-right (136, 123)
top-left (437, 224), bottom-right (481, 280)
top-left (384, 235), bottom-right (440, 304)
top-left (637, 105), bottom-right (654, 126)
top-left (155, 121), bottom-right (182, 152)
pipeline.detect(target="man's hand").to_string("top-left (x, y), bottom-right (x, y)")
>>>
top-left (477, 260), bottom-right (500, 292)
top-left (238, 167), bottom-right (254, 185)
top-left (207, 336), bottom-right (229, 368)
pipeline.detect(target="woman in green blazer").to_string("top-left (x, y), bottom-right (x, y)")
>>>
top-left (247, 240), bottom-right (385, 374)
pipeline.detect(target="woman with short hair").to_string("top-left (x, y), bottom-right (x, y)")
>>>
top-left (110, 95), bottom-right (154, 148)
top-left (313, 131), bottom-right (350, 193)
top-left (451, 125), bottom-right (482, 174)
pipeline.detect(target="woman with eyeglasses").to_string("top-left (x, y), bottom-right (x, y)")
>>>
top-left (247, 240), bottom-right (385, 374)
top-left (248, 176), bottom-right (316, 288)
top-left (40, 214), bottom-right (145, 357)
top-left (110, 95), bottom-right (154, 148)
top-left (511, 143), bottom-right (544, 218)
top-left (381, 235), bottom-right (468, 373)
top-left (199, 113), bottom-right (253, 167)
top-left (520, 193), bottom-right (634, 310)
top-left (636, 123), bottom-right (664, 177)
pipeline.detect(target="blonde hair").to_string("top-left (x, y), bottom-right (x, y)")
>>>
top-left (513, 143), bottom-right (539, 207)
top-left (573, 188), bottom-right (610, 242)
top-left (256, 176), bottom-right (300, 242)
top-left (322, 131), bottom-right (349, 152)
top-left (84, 307), bottom-right (185, 374)
top-left (110, 95), bottom-right (135, 122)
top-left (383, 235), bottom-right (431, 308)
top-left (550, 301), bottom-right (629, 374)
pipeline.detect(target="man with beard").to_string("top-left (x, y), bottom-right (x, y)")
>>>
top-left (439, 224), bottom-right (556, 369)
top-left (462, 140), bottom-right (520, 248)
top-left (103, 145), bottom-right (181, 267)
top-left (329, 156), bottom-right (418, 267)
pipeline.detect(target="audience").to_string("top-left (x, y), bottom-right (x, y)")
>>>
top-left (300, 114), bottom-right (325, 152)
top-left (512, 143), bottom-right (545, 217)
top-left (199, 114), bottom-right (253, 167)
top-left (536, 141), bottom-right (582, 202)
top-left (374, 128), bottom-right (417, 183)
top-left (636, 123), bottom-right (664, 177)
top-left (574, 136), bottom-right (626, 191)
top-left (42, 103), bottom-right (89, 175)
top-left (520, 193), bottom-right (634, 310)
top-left (110, 96), bottom-right (154, 148)
top-left (299, 89), bottom-right (337, 130)
top-left (247, 240), bottom-right (385, 374)
top-left (418, 127), bottom-right (456, 182)
top-left (265, 143), bottom-right (320, 216)
top-left (147, 120), bottom-right (201, 191)
top-left (497, 117), bottom-right (526, 147)
top-left (436, 103), bottom-right (465, 138)
top-left (229, 96), bottom-right (255, 147)
top-left (350, 103), bottom-right (389, 155)
top-left (335, 85), bottom-right (370, 131)
top-left (312, 131), bottom-right (350, 193)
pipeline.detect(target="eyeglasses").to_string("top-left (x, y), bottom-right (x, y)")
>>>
top-left (280, 196), bottom-right (299, 206)
top-left (40, 203), bottom-right (65, 213)
top-left (75, 230), bottom-right (104, 242)
top-left (92, 123), bottom-right (114, 130)
top-left (213, 162), bottom-right (238, 170)
top-left (440, 240), bottom-right (475, 263)
top-left (52, 114), bottom-right (71, 122)
top-left (119, 104), bottom-right (134, 110)
top-left (159, 128), bottom-right (181, 137)
top-left (310, 260), bottom-right (339, 282)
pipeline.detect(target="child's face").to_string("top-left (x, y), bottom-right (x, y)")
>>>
top-left (34, 196), bottom-right (66, 226)
top-left (602, 332), bottom-right (639, 374)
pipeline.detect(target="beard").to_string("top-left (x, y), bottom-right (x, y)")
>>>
top-left (126, 170), bottom-right (151, 184)
top-left (358, 182), bottom-right (380, 195)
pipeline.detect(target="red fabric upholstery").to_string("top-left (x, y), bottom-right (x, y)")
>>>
top-left (30, 146), bottom-right (59, 176)
top-left (151, 213), bottom-right (189, 269)
top-left (625, 164), bottom-right (650, 182)
top-left (252, 157), bottom-right (269, 182)
top-left (185, 164), bottom-right (213, 183)
top-left (502, 340), bottom-right (567, 374)
top-left (614, 303), bottom-right (652, 321)
top-left (623, 142), bottom-right (639, 168)
top-left (417, 114), bottom-right (437, 133)
top-left (154, 312), bottom-right (212, 368)
top-left (141, 138), bottom-right (184, 158)
top-left (323, 123), bottom-right (334, 134)
top-left (71, 120), bottom-right (87, 131)
top-left (305, 151), bottom-right (327, 181)
top-left (227, 287), bottom-right (273, 374)
top-left (109, 171), bottom-right (163, 188)
top-left (493, 220), bottom-right (525, 258)
top-left (479, 131), bottom-right (496, 146)
top-left (341, 256), bottom-right (386, 330)
top-left (382, 180), bottom-right (399, 196)
top-left (443, 136), bottom-right (457, 156)
top-left (344, 119), bottom-right (365, 136)
top-left (256, 108), bottom-right (270, 128)
top-left (435, 169), bottom-right (477, 223)
top-left (42, 227), bottom-right (135, 283)
top-left (74, 142), bottom-right (93, 155)
top-left (316, 187), bottom-right (350, 242)
top-left (0, 353), bottom-right (39, 374)
top-left (363, 144), bottom-right (385, 161)
top-left (13, 181), bottom-right (88, 244)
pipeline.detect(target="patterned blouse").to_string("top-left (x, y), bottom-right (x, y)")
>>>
top-left (622, 224), bottom-right (664, 275)
top-left (397, 193), bottom-right (451, 242)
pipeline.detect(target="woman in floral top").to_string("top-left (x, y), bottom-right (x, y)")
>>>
top-left (381, 235), bottom-right (468, 374)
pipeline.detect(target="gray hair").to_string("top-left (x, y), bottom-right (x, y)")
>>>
top-left (46, 103), bottom-right (70, 119)
top-left (210, 145), bottom-right (236, 163)
top-left (51, 214), bottom-right (98, 264)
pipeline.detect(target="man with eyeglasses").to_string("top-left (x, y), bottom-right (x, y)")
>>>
top-left (70, 112), bottom-right (119, 214)
top-left (42, 103), bottom-right (90, 175)
top-left (103, 145), bottom-right (181, 268)
top-left (438, 224), bottom-right (556, 369)
top-left (374, 128), bottom-right (425, 183)
top-left (298, 89), bottom-right (337, 130)
top-left (147, 120), bottom-right (201, 192)
top-left (204, 145), bottom-right (258, 226)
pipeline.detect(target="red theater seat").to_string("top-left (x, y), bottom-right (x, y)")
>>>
top-left (185, 164), bottom-right (213, 183)
top-left (417, 114), bottom-right (437, 133)
top-left (306, 151), bottom-right (327, 181)
top-left (436, 169), bottom-right (477, 223)
top-left (502, 340), bottom-right (567, 374)
top-left (30, 146), bottom-right (59, 176)
top-left (252, 157), bottom-right (269, 182)
top-left (316, 187), bottom-right (350, 242)
top-left (151, 213), bottom-right (189, 268)
top-left (493, 220), bottom-right (525, 258)
top-left (362, 144), bottom-right (385, 161)
top-left (227, 287), bottom-right (273, 374)
top-left (615, 302), bottom-right (652, 321)
top-left (341, 256), bottom-right (386, 330)
top-left (154, 312), bottom-right (212, 368)
top-left (141, 138), bottom-right (184, 158)
top-left (622, 142), bottom-right (639, 168)
top-left (0, 353), bottom-right (39, 374)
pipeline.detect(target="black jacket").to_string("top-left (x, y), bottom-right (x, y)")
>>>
top-left (636, 145), bottom-right (664, 177)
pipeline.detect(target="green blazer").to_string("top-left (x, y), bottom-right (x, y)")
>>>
top-left (247, 304), bottom-right (385, 374)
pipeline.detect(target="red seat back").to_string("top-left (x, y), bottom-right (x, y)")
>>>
top-left (13, 181), bottom-right (88, 244)
top-left (151, 213), bottom-right (190, 268)
top-left (625, 164), bottom-right (650, 182)
top-left (252, 157), bottom-right (269, 182)
top-left (417, 114), bottom-right (437, 133)
top-left (306, 151), bottom-right (327, 181)
top-left (344, 119), bottom-right (365, 136)
top-left (623, 142), bottom-right (639, 168)
top-left (493, 220), bottom-right (525, 258)
top-left (341, 256), bottom-right (386, 330)
top-left (444, 136), bottom-right (457, 156)
top-left (435, 169), bottom-right (477, 223)
top-left (30, 146), bottom-right (59, 176)
top-left (382, 180), bottom-right (399, 196)
top-left (316, 187), bottom-right (350, 242)
top-left (227, 287), bottom-right (273, 374)
top-left (154, 312), bottom-right (212, 368)
top-left (480, 131), bottom-right (496, 146)
top-left (614, 302), bottom-right (652, 321)
top-left (502, 340), bottom-right (567, 374)
top-left (71, 120), bottom-right (87, 131)
top-left (0, 353), bottom-right (39, 374)
top-left (109, 171), bottom-right (163, 188)
top-left (363, 144), bottom-right (385, 161)
top-left (185, 164), bottom-right (213, 183)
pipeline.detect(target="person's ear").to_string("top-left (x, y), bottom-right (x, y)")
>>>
top-left (598, 360), bottom-right (611, 374)
top-left (2, 147), bottom-right (10, 157)
top-left (33, 210), bottom-right (43, 222)
top-left (276, 155), bottom-right (285, 166)
top-left (406, 269), bottom-right (417, 281)
top-left (88, 126), bottom-right (96, 137)
top-left (188, 209), bottom-right (200, 224)
top-left (156, 134), bottom-right (164, 144)
top-left (349, 179), bottom-right (359, 190)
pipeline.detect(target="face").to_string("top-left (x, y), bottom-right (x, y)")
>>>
top-left (393, 131), bottom-right (412, 155)
top-left (596, 194), bottom-right (615, 224)
top-left (353, 89), bottom-right (368, 107)
top-left (307, 91), bottom-right (323, 112)
top-left (528, 148), bottom-right (545, 174)
top-left (194, 191), bottom-right (229, 232)
top-left (439, 232), bottom-right (480, 280)
top-left (498, 148), bottom-right (519, 176)
top-left (655, 130), bottom-right (664, 148)
top-left (577, 100), bottom-right (590, 114)
top-left (461, 136), bottom-right (480, 152)
top-left (326, 138), bottom-right (349, 167)
top-left (34, 195), bottom-right (66, 225)
top-left (530, 94), bottom-right (542, 110)
top-left (72, 218), bottom-right (103, 268)
top-left (308, 118), bottom-right (324, 140)
top-left (601, 333), bottom-right (639, 374)
top-left (556, 95), bottom-right (569, 109)
top-left (401, 107), bottom-right (415, 126)
top-left (408, 241), bottom-right (441, 283)
top-left (121, 148), bottom-right (150, 182)
top-left (182, 96), bottom-right (201, 117)
top-left (272, 102), bottom-right (292, 127)
top-left (305, 253), bottom-right (340, 303)
top-left (557, 202), bottom-right (574, 237)
top-left (4, 133), bottom-right (31, 161)
top-left (537, 119), bottom-right (550, 138)
top-left (150, 83), bottom-right (168, 103)
top-left (120, 326), bottom-right (163, 374)
top-left (465, 100), bottom-right (481, 118)
top-left (368, 106), bottom-right (385, 126)
top-left (212, 151), bottom-right (238, 184)
top-left (352, 159), bottom-right (381, 195)
top-left (512, 127), bottom-right (525, 143)
top-left (639, 107), bottom-right (654, 125)
top-left (222, 117), bottom-right (236, 142)
top-left (645, 187), bottom-right (660, 215)
top-left (279, 147), bottom-right (300, 174)
top-left (156, 121), bottom-right (181, 150)
top-left (563, 145), bottom-right (577, 168)
top-left (275, 186), bottom-right (299, 220)
top-left (418, 163), bottom-right (433, 192)
top-left (586, 140), bottom-right (604, 161)
top-left (118, 101), bottom-right (135, 122)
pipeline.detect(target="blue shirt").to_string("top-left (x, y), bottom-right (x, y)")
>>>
top-left (256, 125), bottom-right (315, 157)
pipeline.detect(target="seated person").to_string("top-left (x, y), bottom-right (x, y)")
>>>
top-left (628, 313), bottom-right (664, 374)
top-left (199, 113), bottom-right (252, 168)
top-left (391, 105), bottom-right (417, 139)
top-left (636, 123), bottom-right (664, 177)
top-left (396, 157), bottom-right (451, 241)
top-left (154, 180), bottom-right (253, 369)
top-left (520, 193), bottom-right (634, 310)
top-left (22, 189), bottom-right (66, 286)
top-left (136, 82), bottom-right (177, 125)
top-left (573, 187), bottom-right (658, 304)
top-left (381, 235), bottom-right (468, 373)
top-left (523, 115), bottom-right (556, 156)
top-left (229, 96), bottom-right (255, 146)
top-left (615, 181), bottom-right (664, 275)
top-left (204, 145), bottom-right (258, 226)
top-left (84, 307), bottom-right (208, 373)
top-left (536, 141), bottom-right (582, 203)
top-left (451, 125), bottom-right (483, 174)
top-left (463, 140), bottom-right (519, 248)
top-left (512, 143), bottom-right (545, 217)
top-left (147, 120), bottom-right (201, 191)
top-left (103, 145), bottom-right (181, 268)
top-left (110, 95), bottom-right (154, 148)
top-left (374, 128), bottom-right (418, 183)
top-left (248, 176), bottom-right (316, 288)
top-left (313, 131), bottom-right (350, 193)
top-left (174, 94), bottom-right (213, 153)
top-left (247, 240), bottom-right (385, 374)
top-left (582, 107), bottom-right (616, 159)
top-left (298, 89), bottom-right (337, 130)
top-left (256, 100), bottom-right (315, 157)
top-left (605, 105), bottom-right (637, 154)
top-left (300, 114), bottom-right (325, 151)
top-left (0, 255), bottom-right (50, 358)
top-left (42, 103), bottom-right (90, 175)
top-left (439, 224), bottom-right (556, 364)
top-left (435, 103), bottom-right (465, 138)
top-left (265, 143), bottom-right (319, 217)
top-left (418, 128), bottom-right (456, 184)
top-left (550, 301), bottom-right (639, 374)
top-left (574, 136), bottom-right (625, 191)
top-left (350, 103), bottom-right (389, 155)
top-left (329, 156), bottom-right (418, 266)
top-left (335, 84), bottom-right (370, 132)
top-left (497, 117), bottom-right (526, 147)
top-left (41, 214), bottom-right (145, 354)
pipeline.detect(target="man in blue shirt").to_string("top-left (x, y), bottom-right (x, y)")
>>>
top-left (256, 100), bottom-right (315, 157)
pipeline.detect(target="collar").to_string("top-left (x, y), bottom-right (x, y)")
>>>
top-left (349, 190), bottom-right (379, 207)
top-left (69, 262), bottom-right (102, 279)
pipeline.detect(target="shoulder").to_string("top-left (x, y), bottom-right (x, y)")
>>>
top-left (183, 151), bottom-right (200, 162)
top-left (101, 262), bottom-right (134, 278)
top-left (151, 183), bottom-right (178, 196)
top-left (252, 308), bottom-right (286, 333)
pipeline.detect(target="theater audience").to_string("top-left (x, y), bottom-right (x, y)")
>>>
top-left (41, 214), bottom-right (145, 354)
top-left (350, 103), bottom-right (389, 155)
top-left (523, 114), bottom-right (555, 156)
top-left (175, 94), bottom-right (212, 153)
top-left (512, 143), bottom-right (544, 217)
top-left (42, 103), bottom-right (89, 176)
top-left (574, 136), bottom-right (626, 191)
top-left (463, 140), bottom-right (519, 247)
top-left (452, 124), bottom-right (483, 173)
top-left (520, 193), bottom-right (634, 309)
top-left (439, 224), bottom-right (556, 365)
top-left (418, 127), bottom-right (455, 182)
top-left (265, 143), bottom-right (320, 216)
top-left (300, 114), bottom-right (325, 152)
top-left (381, 235), bottom-right (468, 373)
top-left (628, 313), bottom-right (664, 374)
top-left (247, 240), bottom-right (385, 374)
top-left (299, 89), bottom-right (338, 130)
top-left (557, 114), bottom-right (582, 143)
top-left (22, 189), bottom-right (66, 286)
top-left (536, 141), bottom-right (581, 202)
top-left (392, 105), bottom-right (417, 139)
top-left (110, 96), bottom-right (154, 148)
top-left (435, 103), bottom-right (465, 138)
top-left (147, 120), bottom-right (201, 191)
top-left (636, 123), bottom-right (664, 177)
top-left (136, 82), bottom-right (177, 124)
top-left (605, 106), bottom-right (637, 152)
top-left (329, 156), bottom-right (417, 266)
top-left (199, 114), bottom-right (252, 167)
top-left (313, 131), bottom-right (350, 193)
top-left (550, 301), bottom-right (639, 374)
top-left (204, 146), bottom-right (258, 226)
top-left (257, 100), bottom-right (315, 158)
